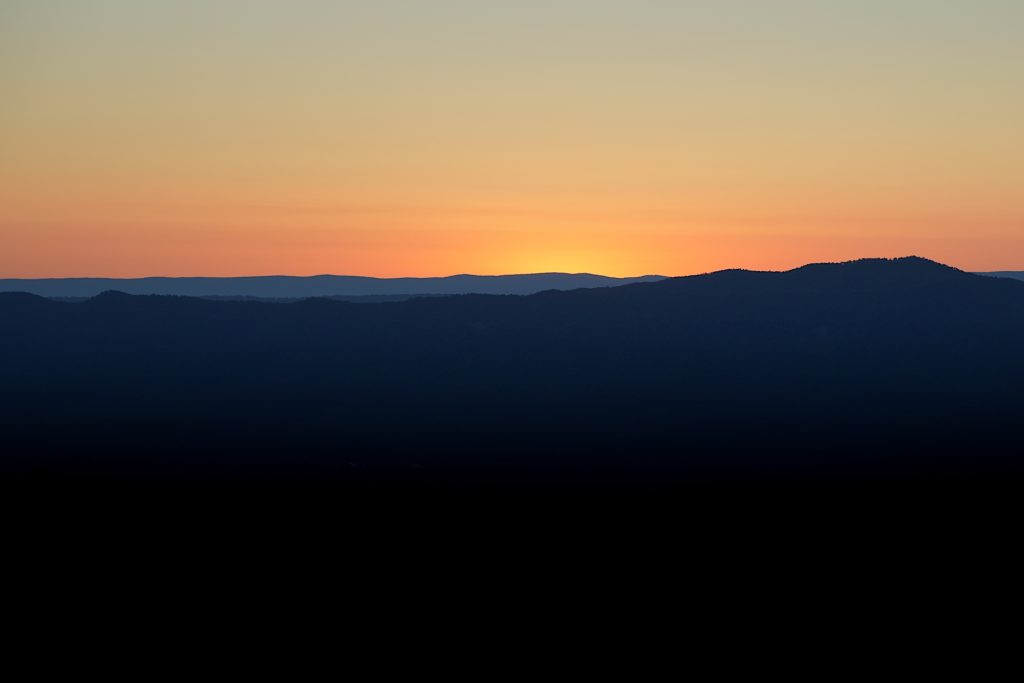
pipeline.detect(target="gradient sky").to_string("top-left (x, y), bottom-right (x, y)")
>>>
top-left (2, 0), bottom-right (1022, 277)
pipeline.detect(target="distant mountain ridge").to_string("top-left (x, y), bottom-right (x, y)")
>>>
top-left (0, 272), bottom-right (665, 298)
top-left (6, 264), bottom-right (1021, 298)
top-left (980, 271), bottom-right (1024, 282)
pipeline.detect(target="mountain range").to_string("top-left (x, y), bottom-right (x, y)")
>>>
top-left (4, 269), bottom-right (1020, 299)
top-left (3, 256), bottom-right (1023, 495)
top-left (0, 272), bottom-right (664, 299)
top-left (981, 271), bottom-right (1024, 282)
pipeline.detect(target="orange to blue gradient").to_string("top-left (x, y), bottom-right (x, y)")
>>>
top-left (2, 1), bottom-right (1022, 277)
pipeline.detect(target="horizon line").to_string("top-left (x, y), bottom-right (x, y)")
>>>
top-left (0, 271), bottom-right (670, 281)
top-left (2, 257), bottom-right (1022, 281)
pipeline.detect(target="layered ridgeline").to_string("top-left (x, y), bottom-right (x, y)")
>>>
top-left (981, 271), bottom-right (1024, 282)
top-left (5, 269), bottom-right (1020, 299)
top-left (3, 257), bottom-right (1023, 490)
top-left (0, 272), bottom-right (664, 299)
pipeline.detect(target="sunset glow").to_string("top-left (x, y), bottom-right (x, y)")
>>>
top-left (3, 1), bottom-right (1022, 277)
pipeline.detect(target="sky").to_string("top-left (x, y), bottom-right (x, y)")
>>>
top-left (2, 0), bottom-right (1022, 277)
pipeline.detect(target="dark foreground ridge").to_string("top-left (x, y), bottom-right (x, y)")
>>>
top-left (3, 256), bottom-right (1024, 499)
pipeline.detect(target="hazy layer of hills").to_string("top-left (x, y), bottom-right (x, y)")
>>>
top-left (3, 256), bottom-right (1023, 493)
top-left (0, 272), bottom-right (665, 298)
top-left (6, 269), bottom-right (1020, 300)
top-left (982, 271), bottom-right (1024, 282)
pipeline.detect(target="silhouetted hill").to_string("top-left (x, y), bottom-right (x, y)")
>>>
top-left (2, 257), bottom-right (1023, 494)
top-left (0, 272), bottom-right (665, 298)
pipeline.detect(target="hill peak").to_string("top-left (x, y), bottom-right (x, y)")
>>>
top-left (782, 257), bottom-right (970, 286)
top-left (790, 256), bottom-right (961, 273)
top-left (90, 290), bottom-right (135, 300)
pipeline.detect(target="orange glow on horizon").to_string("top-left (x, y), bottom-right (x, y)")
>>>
top-left (3, 2), bottom-right (1022, 278)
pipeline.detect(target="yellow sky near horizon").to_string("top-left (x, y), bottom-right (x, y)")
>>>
top-left (2, 0), bottom-right (1022, 277)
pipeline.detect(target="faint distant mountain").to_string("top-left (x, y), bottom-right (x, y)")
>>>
top-left (0, 272), bottom-right (665, 298)
top-left (978, 271), bottom-right (1024, 282)
top-left (48, 293), bottom-right (452, 304)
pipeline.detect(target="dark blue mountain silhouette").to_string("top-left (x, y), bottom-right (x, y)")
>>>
top-left (980, 271), bottom-right (1024, 282)
top-left (0, 272), bottom-right (664, 298)
top-left (2, 256), bottom-right (1023, 496)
